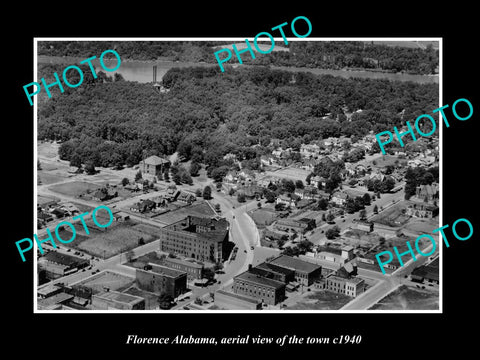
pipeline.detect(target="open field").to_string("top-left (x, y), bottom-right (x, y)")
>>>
top-left (285, 289), bottom-right (352, 310)
top-left (57, 220), bottom-right (158, 258)
top-left (370, 40), bottom-right (440, 50)
top-left (265, 166), bottom-right (310, 182)
top-left (248, 208), bottom-right (278, 228)
top-left (403, 218), bottom-right (439, 235)
top-left (38, 141), bottom-right (60, 159)
top-left (75, 271), bottom-right (134, 295)
top-left (38, 172), bottom-right (70, 185)
top-left (371, 201), bottom-right (410, 227)
top-left (369, 285), bottom-right (439, 310)
top-left (49, 181), bottom-right (101, 197)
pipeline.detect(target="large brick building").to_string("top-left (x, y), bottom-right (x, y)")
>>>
top-left (135, 263), bottom-right (187, 298)
top-left (159, 216), bottom-right (229, 263)
top-left (233, 271), bottom-right (286, 305)
top-left (268, 255), bottom-right (322, 286)
top-left (140, 155), bottom-right (170, 177)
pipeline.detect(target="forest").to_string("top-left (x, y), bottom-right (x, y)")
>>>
top-left (37, 63), bottom-right (439, 178)
top-left (38, 40), bottom-right (439, 75)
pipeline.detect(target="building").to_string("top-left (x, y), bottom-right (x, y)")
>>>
top-left (159, 215), bottom-right (229, 263)
top-left (317, 274), bottom-right (365, 297)
top-left (410, 257), bottom-right (439, 284)
top-left (310, 176), bottom-right (327, 189)
top-left (355, 220), bottom-right (374, 232)
top-left (274, 218), bottom-right (308, 233)
top-left (140, 155), bottom-right (170, 177)
top-left (331, 191), bottom-right (349, 206)
top-left (39, 252), bottom-right (90, 278)
top-left (406, 202), bottom-right (439, 218)
top-left (177, 191), bottom-right (196, 205)
top-left (233, 270), bottom-right (286, 305)
top-left (249, 262), bottom-right (295, 284)
top-left (92, 290), bottom-right (145, 310)
top-left (268, 255), bottom-right (322, 286)
top-left (214, 289), bottom-right (262, 310)
top-left (136, 263), bottom-right (187, 298)
top-left (37, 292), bottom-right (74, 310)
top-left (163, 257), bottom-right (204, 281)
top-left (316, 245), bottom-right (354, 265)
top-left (276, 194), bottom-right (296, 208)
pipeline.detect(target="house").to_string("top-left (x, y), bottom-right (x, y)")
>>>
top-left (310, 176), bottom-right (327, 189)
top-left (415, 183), bottom-right (439, 203)
top-left (130, 199), bottom-right (156, 213)
top-left (331, 191), bottom-right (349, 206)
top-left (139, 155), bottom-right (170, 177)
top-left (164, 187), bottom-right (180, 202)
top-left (150, 195), bottom-right (168, 208)
top-left (355, 220), bottom-right (374, 232)
top-left (300, 143), bottom-right (320, 158)
top-left (405, 202), bottom-right (438, 218)
top-left (177, 191), bottom-right (196, 205)
top-left (276, 194), bottom-right (296, 208)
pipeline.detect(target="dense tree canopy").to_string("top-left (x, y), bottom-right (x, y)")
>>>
top-left (38, 64), bottom-right (438, 178)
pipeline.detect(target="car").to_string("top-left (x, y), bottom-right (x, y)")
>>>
top-left (67, 249), bottom-right (71, 252)
top-left (250, 246), bottom-right (254, 250)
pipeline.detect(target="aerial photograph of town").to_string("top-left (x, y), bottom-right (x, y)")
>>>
top-left (35, 39), bottom-right (440, 312)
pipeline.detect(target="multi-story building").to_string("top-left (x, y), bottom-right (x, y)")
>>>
top-left (139, 155), bottom-right (170, 177)
top-left (249, 262), bottom-right (295, 284)
top-left (316, 274), bottom-right (365, 297)
top-left (136, 263), bottom-right (187, 298)
top-left (233, 271), bottom-right (286, 305)
top-left (268, 255), bottom-right (322, 286)
top-left (159, 216), bottom-right (229, 263)
top-left (163, 257), bottom-right (204, 281)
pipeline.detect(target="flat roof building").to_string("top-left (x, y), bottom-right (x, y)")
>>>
top-left (136, 263), bottom-right (188, 298)
top-left (233, 270), bottom-right (286, 305)
top-left (268, 254), bottom-right (322, 286)
top-left (92, 290), bottom-right (145, 310)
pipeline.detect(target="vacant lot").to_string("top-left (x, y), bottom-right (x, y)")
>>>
top-left (38, 172), bottom-right (69, 185)
top-left (370, 285), bottom-right (439, 310)
top-left (38, 141), bottom-right (60, 159)
top-left (49, 181), bottom-right (100, 197)
top-left (57, 220), bottom-right (159, 258)
top-left (285, 289), bottom-right (352, 310)
top-left (371, 201), bottom-right (410, 227)
top-left (76, 271), bottom-right (134, 295)
top-left (249, 208), bottom-right (278, 228)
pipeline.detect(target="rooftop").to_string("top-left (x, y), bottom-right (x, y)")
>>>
top-left (43, 251), bottom-right (89, 267)
top-left (94, 290), bottom-right (145, 305)
top-left (235, 270), bottom-right (286, 289)
top-left (216, 289), bottom-right (261, 304)
top-left (269, 255), bottom-right (322, 274)
top-left (164, 257), bottom-right (204, 269)
top-left (145, 263), bottom-right (187, 278)
top-left (143, 155), bottom-right (170, 166)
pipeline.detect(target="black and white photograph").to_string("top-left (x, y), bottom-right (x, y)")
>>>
top-left (6, 5), bottom-right (478, 356)
top-left (33, 38), bottom-right (441, 313)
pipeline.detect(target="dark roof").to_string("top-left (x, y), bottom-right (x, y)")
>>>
top-left (269, 255), bottom-right (321, 274)
top-left (255, 262), bottom-right (295, 276)
top-left (235, 271), bottom-right (285, 289)
top-left (143, 155), bottom-right (170, 166)
top-left (43, 252), bottom-right (89, 267)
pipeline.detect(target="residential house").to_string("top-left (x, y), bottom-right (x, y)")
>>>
top-left (177, 191), bottom-right (196, 205)
top-left (276, 194), bottom-right (296, 208)
top-left (310, 176), bottom-right (327, 189)
top-left (139, 155), bottom-right (170, 177)
top-left (331, 191), bottom-right (349, 206)
top-left (406, 202), bottom-right (439, 218)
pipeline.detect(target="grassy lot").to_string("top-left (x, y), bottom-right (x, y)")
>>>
top-left (285, 289), bottom-right (352, 310)
top-left (369, 285), bottom-right (439, 310)
top-left (371, 201), bottom-right (410, 227)
top-left (248, 208), bottom-right (278, 228)
top-left (76, 271), bottom-right (135, 295)
top-left (38, 172), bottom-right (70, 185)
top-left (38, 141), bottom-right (60, 159)
top-left (49, 181), bottom-right (101, 197)
top-left (403, 218), bottom-right (439, 235)
top-left (58, 220), bottom-right (158, 258)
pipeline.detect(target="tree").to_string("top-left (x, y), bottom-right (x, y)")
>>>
top-left (373, 204), bottom-right (379, 214)
top-left (228, 188), bottom-right (235, 196)
top-left (121, 177), bottom-right (129, 186)
top-left (163, 168), bottom-right (170, 182)
top-left (158, 293), bottom-right (174, 309)
top-left (125, 249), bottom-right (135, 262)
top-left (203, 185), bottom-right (212, 200)
top-left (195, 188), bottom-right (202, 197)
top-left (321, 213), bottom-right (326, 222)
top-left (37, 159), bottom-right (42, 170)
top-left (173, 172), bottom-right (182, 185)
top-left (317, 198), bottom-right (328, 210)
top-left (295, 180), bottom-right (304, 189)
top-left (326, 212), bottom-right (335, 222)
top-left (203, 267), bottom-right (215, 280)
top-left (257, 202), bottom-right (262, 209)
top-left (84, 161), bottom-right (96, 175)
top-left (237, 193), bottom-right (246, 203)
top-left (70, 153), bottom-right (82, 168)
top-left (138, 237), bottom-right (145, 246)
top-left (214, 203), bottom-right (221, 212)
top-left (359, 209), bottom-right (367, 219)
top-left (325, 226), bottom-right (340, 239)
top-left (264, 190), bottom-right (276, 203)
top-left (135, 170), bottom-right (142, 182)
top-left (190, 161), bottom-right (201, 177)
top-left (362, 193), bottom-right (371, 206)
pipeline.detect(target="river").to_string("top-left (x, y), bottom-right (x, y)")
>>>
top-left (38, 55), bottom-right (438, 84)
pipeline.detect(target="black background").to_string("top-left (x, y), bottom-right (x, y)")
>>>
top-left (5, 4), bottom-right (478, 356)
